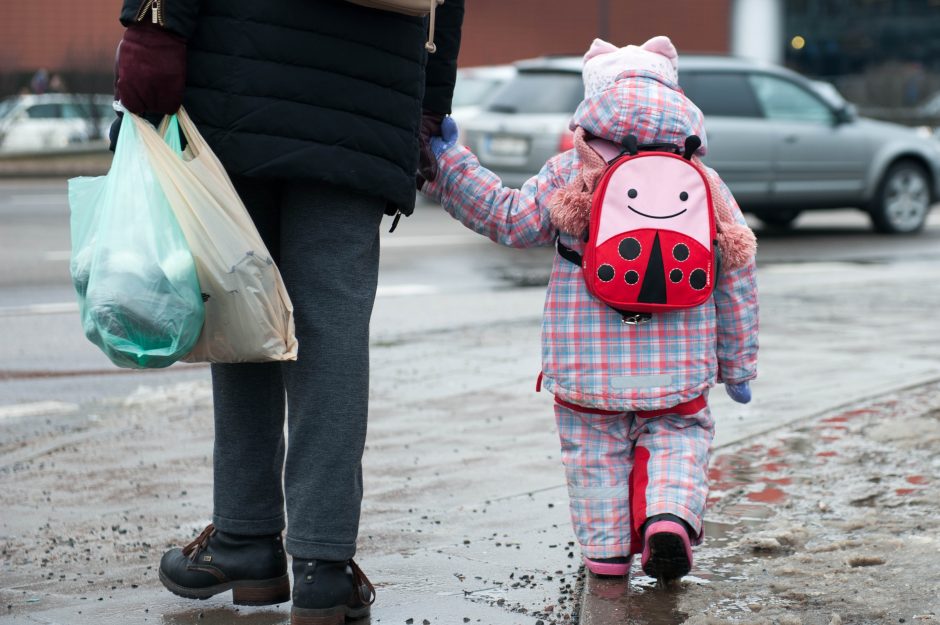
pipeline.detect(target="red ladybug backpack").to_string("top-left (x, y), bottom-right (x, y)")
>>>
top-left (557, 135), bottom-right (718, 324)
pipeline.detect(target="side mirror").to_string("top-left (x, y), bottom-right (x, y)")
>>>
top-left (834, 103), bottom-right (857, 125)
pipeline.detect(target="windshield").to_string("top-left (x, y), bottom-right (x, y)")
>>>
top-left (453, 77), bottom-right (507, 108)
top-left (486, 72), bottom-right (584, 114)
top-left (0, 98), bottom-right (18, 120)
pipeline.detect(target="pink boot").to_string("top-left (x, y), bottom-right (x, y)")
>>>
top-left (583, 555), bottom-right (632, 577)
top-left (640, 516), bottom-right (693, 582)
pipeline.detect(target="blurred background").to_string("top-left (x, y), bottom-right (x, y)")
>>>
top-left (2, 0), bottom-right (940, 229)
top-left (3, 0), bottom-right (940, 115)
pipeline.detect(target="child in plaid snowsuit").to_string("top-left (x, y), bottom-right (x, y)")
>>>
top-left (422, 36), bottom-right (759, 581)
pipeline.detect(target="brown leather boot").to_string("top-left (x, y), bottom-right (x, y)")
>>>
top-left (290, 558), bottom-right (375, 625)
top-left (158, 524), bottom-right (290, 605)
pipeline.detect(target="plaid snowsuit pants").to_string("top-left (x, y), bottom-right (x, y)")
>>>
top-left (554, 395), bottom-right (715, 559)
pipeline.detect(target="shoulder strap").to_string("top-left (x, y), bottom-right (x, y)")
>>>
top-left (556, 236), bottom-right (582, 266)
top-left (555, 234), bottom-right (652, 325)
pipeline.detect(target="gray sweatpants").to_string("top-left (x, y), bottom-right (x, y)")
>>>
top-left (210, 177), bottom-right (384, 561)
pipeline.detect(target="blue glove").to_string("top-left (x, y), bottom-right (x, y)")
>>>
top-left (430, 115), bottom-right (458, 158)
top-left (725, 382), bottom-right (751, 404)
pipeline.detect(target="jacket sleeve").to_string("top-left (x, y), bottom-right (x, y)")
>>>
top-left (421, 144), bottom-right (571, 249)
top-left (711, 178), bottom-right (759, 384)
top-left (120, 0), bottom-right (203, 39)
top-left (422, 0), bottom-right (464, 114)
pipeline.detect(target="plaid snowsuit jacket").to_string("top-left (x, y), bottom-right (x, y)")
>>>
top-left (424, 70), bottom-right (759, 411)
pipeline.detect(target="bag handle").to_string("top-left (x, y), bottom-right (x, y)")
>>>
top-left (155, 107), bottom-right (211, 161)
top-left (425, 0), bottom-right (439, 52)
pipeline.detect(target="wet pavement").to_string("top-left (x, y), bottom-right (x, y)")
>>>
top-left (3, 234), bottom-right (940, 623)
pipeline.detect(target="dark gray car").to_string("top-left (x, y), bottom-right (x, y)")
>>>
top-left (461, 55), bottom-right (940, 234)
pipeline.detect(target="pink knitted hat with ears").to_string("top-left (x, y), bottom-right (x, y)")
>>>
top-left (582, 36), bottom-right (679, 97)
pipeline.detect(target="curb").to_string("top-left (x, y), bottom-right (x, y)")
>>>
top-left (0, 144), bottom-right (111, 178)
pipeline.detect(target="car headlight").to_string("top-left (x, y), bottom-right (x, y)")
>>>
top-left (915, 125), bottom-right (935, 140)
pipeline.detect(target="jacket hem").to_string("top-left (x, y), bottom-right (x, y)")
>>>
top-left (540, 373), bottom-right (713, 413)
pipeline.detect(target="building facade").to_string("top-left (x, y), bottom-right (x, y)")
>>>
top-left (1, 0), bottom-right (937, 108)
top-left (0, 0), bottom-right (734, 97)
top-left (0, 1), bottom-right (124, 96)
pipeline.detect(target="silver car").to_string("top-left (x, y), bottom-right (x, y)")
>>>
top-left (0, 93), bottom-right (114, 152)
top-left (450, 64), bottom-right (516, 143)
top-left (461, 55), bottom-right (940, 234)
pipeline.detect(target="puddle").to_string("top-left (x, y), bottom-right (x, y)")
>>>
top-left (580, 520), bottom-right (766, 624)
top-left (578, 382), bottom-right (940, 624)
top-left (160, 606), bottom-right (290, 625)
top-left (583, 574), bottom-right (687, 625)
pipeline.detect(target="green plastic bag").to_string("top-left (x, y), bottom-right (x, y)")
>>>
top-left (68, 113), bottom-right (205, 369)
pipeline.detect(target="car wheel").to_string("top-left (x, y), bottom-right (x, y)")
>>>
top-left (753, 208), bottom-right (801, 229)
top-left (870, 161), bottom-right (932, 234)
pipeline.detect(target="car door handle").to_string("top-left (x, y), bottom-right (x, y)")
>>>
top-left (784, 134), bottom-right (798, 143)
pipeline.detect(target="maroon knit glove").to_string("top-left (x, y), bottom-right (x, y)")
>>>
top-left (416, 109), bottom-right (445, 188)
top-left (115, 22), bottom-right (187, 115)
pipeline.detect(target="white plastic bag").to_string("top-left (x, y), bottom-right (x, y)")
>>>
top-left (132, 109), bottom-right (297, 363)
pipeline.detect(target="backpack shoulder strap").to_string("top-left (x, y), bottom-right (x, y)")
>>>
top-left (556, 235), bottom-right (582, 266)
top-left (584, 138), bottom-right (622, 164)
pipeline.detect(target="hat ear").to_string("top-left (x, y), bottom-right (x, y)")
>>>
top-left (583, 38), bottom-right (619, 64)
top-left (640, 35), bottom-right (678, 69)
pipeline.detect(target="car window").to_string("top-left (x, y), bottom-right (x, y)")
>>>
top-left (486, 72), bottom-right (583, 114)
top-left (25, 103), bottom-right (62, 119)
top-left (62, 103), bottom-right (91, 119)
top-left (749, 74), bottom-right (833, 123)
top-left (680, 72), bottom-right (762, 118)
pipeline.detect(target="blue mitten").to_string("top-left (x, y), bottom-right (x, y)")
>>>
top-left (430, 116), bottom-right (458, 158)
top-left (725, 382), bottom-right (751, 404)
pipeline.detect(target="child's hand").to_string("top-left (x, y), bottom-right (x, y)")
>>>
top-left (430, 116), bottom-right (459, 158)
top-left (725, 382), bottom-right (751, 404)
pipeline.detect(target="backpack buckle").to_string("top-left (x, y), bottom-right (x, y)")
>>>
top-left (621, 313), bottom-right (652, 325)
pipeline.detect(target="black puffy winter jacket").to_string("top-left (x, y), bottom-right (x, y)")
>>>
top-left (119, 0), bottom-right (463, 215)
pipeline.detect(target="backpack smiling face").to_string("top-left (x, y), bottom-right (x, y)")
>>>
top-left (582, 151), bottom-right (717, 314)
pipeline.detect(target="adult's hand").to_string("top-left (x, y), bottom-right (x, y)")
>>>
top-left (116, 22), bottom-right (187, 115)
top-left (109, 22), bottom-right (187, 151)
top-left (416, 109), bottom-right (445, 188)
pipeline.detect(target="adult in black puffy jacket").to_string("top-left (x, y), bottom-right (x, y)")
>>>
top-left (113, 0), bottom-right (463, 620)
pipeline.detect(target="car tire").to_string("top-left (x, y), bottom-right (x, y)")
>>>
top-left (870, 160), bottom-right (932, 234)
top-left (753, 208), bottom-right (801, 230)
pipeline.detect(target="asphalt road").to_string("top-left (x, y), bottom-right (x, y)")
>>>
top-left (2, 177), bottom-right (940, 625)
top-left (1, 176), bottom-right (939, 408)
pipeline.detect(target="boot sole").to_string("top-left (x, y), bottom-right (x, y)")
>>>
top-left (291, 604), bottom-right (371, 625)
top-left (641, 532), bottom-right (692, 582)
top-left (158, 569), bottom-right (291, 606)
top-left (583, 556), bottom-right (631, 577)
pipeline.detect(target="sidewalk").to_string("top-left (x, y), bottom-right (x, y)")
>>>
top-left (2, 254), bottom-right (940, 624)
